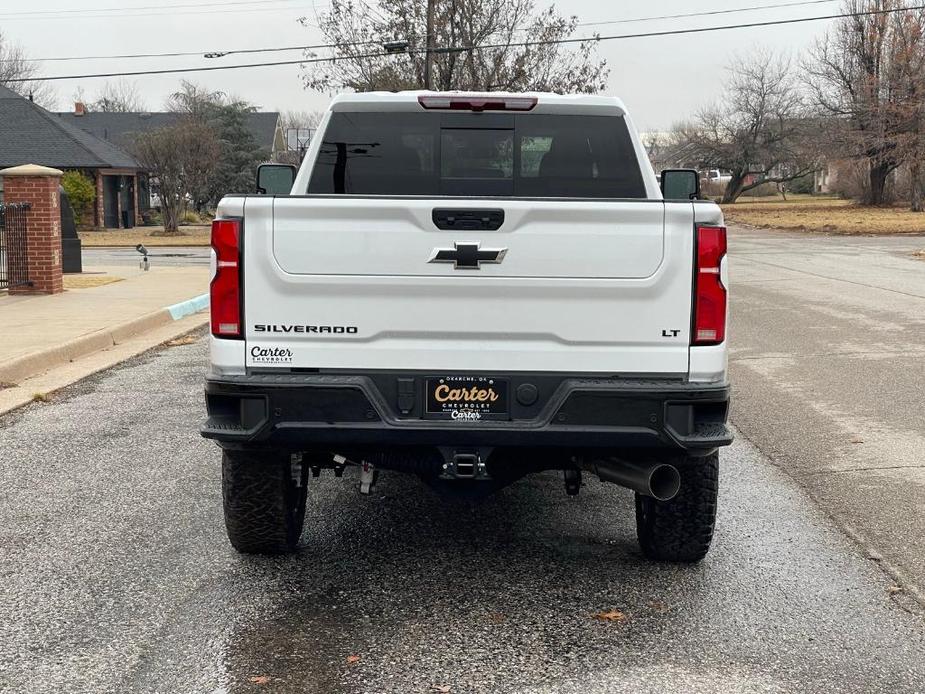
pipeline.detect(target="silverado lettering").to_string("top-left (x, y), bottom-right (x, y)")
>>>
top-left (254, 324), bottom-right (358, 334)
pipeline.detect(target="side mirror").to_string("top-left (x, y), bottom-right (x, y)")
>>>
top-left (660, 169), bottom-right (701, 200)
top-left (256, 163), bottom-right (297, 195)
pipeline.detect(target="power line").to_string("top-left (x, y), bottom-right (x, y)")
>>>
top-left (0, 0), bottom-right (834, 22)
top-left (8, 2), bottom-right (925, 83)
top-left (7, 0), bottom-right (840, 63)
top-left (575, 0), bottom-right (840, 28)
top-left (3, 40), bottom-right (383, 64)
top-left (0, 0), bottom-right (302, 17)
top-left (0, 0), bottom-right (311, 22)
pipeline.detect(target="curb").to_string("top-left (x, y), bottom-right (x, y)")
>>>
top-left (167, 293), bottom-right (210, 320)
top-left (0, 293), bottom-right (209, 385)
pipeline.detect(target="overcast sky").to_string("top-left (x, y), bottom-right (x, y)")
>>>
top-left (5, 0), bottom-right (840, 131)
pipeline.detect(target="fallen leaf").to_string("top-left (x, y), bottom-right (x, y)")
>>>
top-left (850, 437), bottom-right (864, 444)
top-left (346, 655), bottom-right (361, 664)
top-left (887, 585), bottom-right (904, 594)
top-left (166, 334), bottom-right (199, 347)
top-left (592, 609), bottom-right (627, 622)
top-left (248, 675), bottom-right (270, 685)
top-left (487, 612), bottom-right (506, 624)
top-left (431, 686), bottom-right (452, 693)
top-left (648, 600), bottom-right (670, 613)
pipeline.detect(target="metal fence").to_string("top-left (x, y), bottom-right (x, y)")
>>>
top-left (0, 202), bottom-right (30, 290)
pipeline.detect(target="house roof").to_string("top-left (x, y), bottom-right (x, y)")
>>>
top-left (0, 85), bottom-right (139, 170)
top-left (52, 110), bottom-right (282, 152)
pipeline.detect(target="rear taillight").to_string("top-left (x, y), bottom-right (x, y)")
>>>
top-left (417, 95), bottom-right (537, 112)
top-left (210, 218), bottom-right (241, 338)
top-left (693, 225), bottom-right (727, 345)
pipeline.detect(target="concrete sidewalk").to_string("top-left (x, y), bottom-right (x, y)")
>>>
top-left (0, 263), bottom-right (209, 410)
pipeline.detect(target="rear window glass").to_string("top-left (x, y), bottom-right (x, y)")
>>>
top-left (306, 112), bottom-right (646, 198)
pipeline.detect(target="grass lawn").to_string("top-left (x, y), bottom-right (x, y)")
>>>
top-left (78, 225), bottom-right (210, 247)
top-left (63, 274), bottom-right (124, 289)
top-left (720, 195), bottom-right (925, 234)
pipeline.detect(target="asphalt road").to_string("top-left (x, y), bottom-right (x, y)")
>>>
top-left (2, 332), bottom-right (925, 693)
top-left (729, 227), bottom-right (925, 604)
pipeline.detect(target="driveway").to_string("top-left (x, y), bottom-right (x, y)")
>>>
top-left (729, 226), bottom-right (925, 603)
top-left (1, 336), bottom-right (923, 693)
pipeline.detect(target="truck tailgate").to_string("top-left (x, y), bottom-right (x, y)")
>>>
top-left (272, 198), bottom-right (664, 279)
top-left (241, 196), bottom-right (695, 374)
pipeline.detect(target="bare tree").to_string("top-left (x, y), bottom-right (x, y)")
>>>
top-left (166, 81), bottom-right (228, 117)
top-left (0, 30), bottom-right (55, 107)
top-left (276, 110), bottom-right (324, 164)
top-left (89, 79), bottom-right (147, 112)
top-left (300, 0), bottom-right (608, 93)
top-left (280, 110), bottom-right (323, 132)
top-left (803, 0), bottom-right (925, 205)
top-left (678, 51), bottom-right (817, 204)
top-left (131, 121), bottom-right (220, 233)
top-left (164, 81), bottom-right (269, 207)
top-left (888, 7), bottom-right (925, 211)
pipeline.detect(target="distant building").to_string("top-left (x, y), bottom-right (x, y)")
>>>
top-left (814, 160), bottom-right (847, 194)
top-left (54, 105), bottom-right (286, 163)
top-left (0, 86), bottom-right (144, 228)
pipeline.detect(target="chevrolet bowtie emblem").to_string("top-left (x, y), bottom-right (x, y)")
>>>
top-left (428, 241), bottom-right (508, 270)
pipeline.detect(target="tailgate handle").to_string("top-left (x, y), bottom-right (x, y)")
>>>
top-left (432, 208), bottom-right (504, 231)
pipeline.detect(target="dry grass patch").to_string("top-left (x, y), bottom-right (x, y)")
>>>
top-left (79, 225), bottom-right (210, 247)
top-left (721, 196), bottom-right (925, 234)
top-left (63, 274), bottom-right (124, 290)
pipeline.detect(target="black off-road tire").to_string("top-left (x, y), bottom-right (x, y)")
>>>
top-left (635, 451), bottom-right (719, 563)
top-left (222, 448), bottom-right (308, 554)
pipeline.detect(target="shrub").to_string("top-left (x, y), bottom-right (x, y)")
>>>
top-left (140, 209), bottom-right (161, 226)
top-left (830, 161), bottom-right (897, 204)
top-left (788, 173), bottom-right (816, 195)
top-left (739, 182), bottom-right (783, 197)
top-left (61, 170), bottom-right (96, 226)
top-left (179, 209), bottom-right (203, 225)
top-left (701, 180), bottom-right (727, 198)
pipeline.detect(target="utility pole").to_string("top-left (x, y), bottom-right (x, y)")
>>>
top-left (424, 0), bottom-right (435, 90)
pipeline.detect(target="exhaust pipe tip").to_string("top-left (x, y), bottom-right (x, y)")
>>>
top-left (648, 463), bottom-right (681, 502)
top-left (580, 459), bottom-right (682, 501)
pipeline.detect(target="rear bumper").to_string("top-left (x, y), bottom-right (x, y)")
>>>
top-left (201, 371), bottom-right (732, 452)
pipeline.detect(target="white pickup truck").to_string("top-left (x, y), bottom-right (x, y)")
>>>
top-left (201, 91), bottom-right (731, 562)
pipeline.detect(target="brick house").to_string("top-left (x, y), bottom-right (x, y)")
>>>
top-left (0, 85), bottom-right (144, 228)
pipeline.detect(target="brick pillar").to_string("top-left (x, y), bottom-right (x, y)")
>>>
top-left (95, 172), bottom-right (104, 229)
top-left (115, 176), bottom-right (123, 228)
top-left (132, 174), bottom-right (140, 225)
top-left (0, 164), bottom-right (64, 295)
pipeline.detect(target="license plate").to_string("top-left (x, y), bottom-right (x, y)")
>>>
top-left (425, 376), bottom-right (509, 420)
